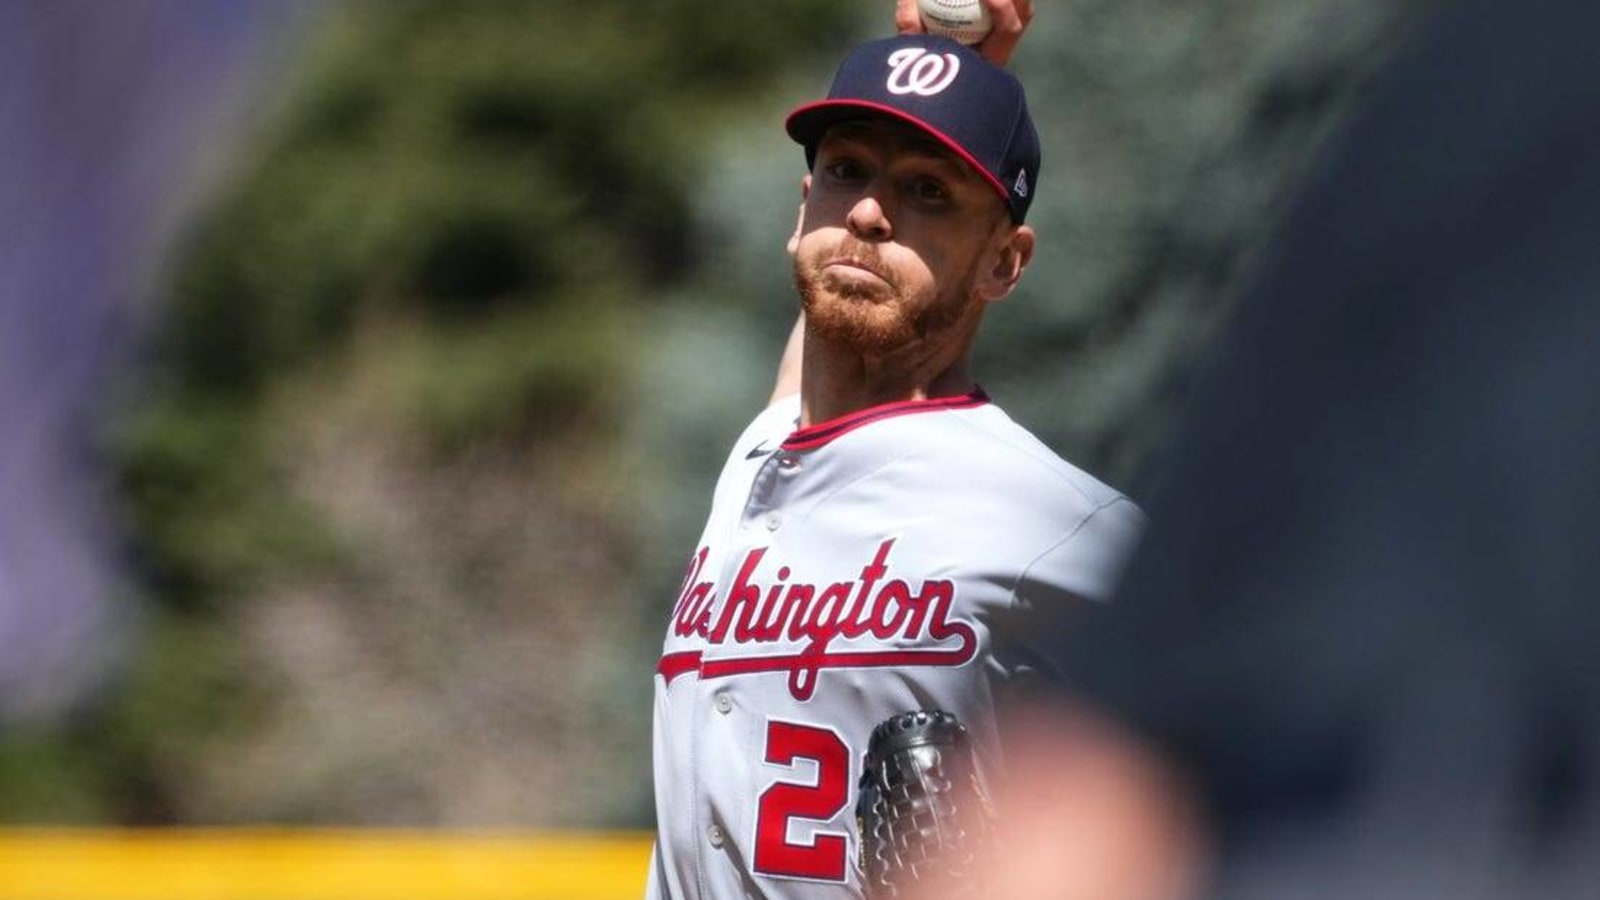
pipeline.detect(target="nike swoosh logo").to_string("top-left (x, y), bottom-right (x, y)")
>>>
top-left (745, 441), bottom-right (774, 460)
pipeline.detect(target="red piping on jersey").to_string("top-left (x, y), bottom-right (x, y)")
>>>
top-left (698, 647), bottom-right (974, 679)
top-left (781, 387), bottom-right (989, 452)
top-left (657, 651), bottom-right (702, 685)
top-left (655, 646), bottom-right (976, 688)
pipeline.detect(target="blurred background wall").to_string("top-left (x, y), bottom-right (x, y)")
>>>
top-left (0, 0), bottom-right (1429, 829)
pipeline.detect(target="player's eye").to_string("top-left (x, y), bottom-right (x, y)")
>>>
top-left (822, 158), bottom-right (866, 182)
top-left (908, 176), bottom-right (951, 204)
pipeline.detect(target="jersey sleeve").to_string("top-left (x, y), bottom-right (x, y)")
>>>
top-left (987, 496), bottom-right (1147, 689)
top-left (1015, 496), bottom-right (1148, 608)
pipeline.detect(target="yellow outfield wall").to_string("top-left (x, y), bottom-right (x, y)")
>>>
top-left (0, 830), bottom-right (653, 900)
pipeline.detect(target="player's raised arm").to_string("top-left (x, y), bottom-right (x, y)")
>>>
top-left (895, 0), bottom-right (1035, 66)
top-left (769, 313), bottom-right (805, 406)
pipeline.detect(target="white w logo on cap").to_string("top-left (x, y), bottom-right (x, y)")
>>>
top-left (885, 47), bottom-right (961, 97)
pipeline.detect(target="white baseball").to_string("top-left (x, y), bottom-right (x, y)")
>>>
top-left (917, 0), bottom-right (993, 46)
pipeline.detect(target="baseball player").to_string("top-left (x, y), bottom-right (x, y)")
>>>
top-left (647, 26), bottom-right (1144, 900)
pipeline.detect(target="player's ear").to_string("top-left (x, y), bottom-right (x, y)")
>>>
top-left (786, 175), bottom-right (812, 257)
top-left (978, 224), bottom-right (1035, 302)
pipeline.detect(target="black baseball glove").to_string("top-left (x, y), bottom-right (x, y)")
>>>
top-left (856, 709), bottom-right (994, 899)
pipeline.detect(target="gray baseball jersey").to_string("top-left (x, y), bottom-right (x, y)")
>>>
top-left (647, 389), bottom-right (1146, 899)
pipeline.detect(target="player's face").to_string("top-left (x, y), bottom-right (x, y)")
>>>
top-left (791, 119), bottom-right (1032, 359)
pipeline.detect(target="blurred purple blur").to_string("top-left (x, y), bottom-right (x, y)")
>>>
top-left (0, 0), bottom-right (306, 724)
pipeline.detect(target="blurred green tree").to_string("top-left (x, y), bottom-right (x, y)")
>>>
top-left (3, 0), bottom-right (862, 826)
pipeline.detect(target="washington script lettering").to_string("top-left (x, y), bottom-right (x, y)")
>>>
top-left (657, 539), bottom-right (979, 701)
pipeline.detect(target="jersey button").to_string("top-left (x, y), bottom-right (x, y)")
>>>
top-left (708, 824), bottom-right (726, 848)
top-left (765, 511), bottom-right (782, 531)
top-left (715, 693), bottom-right (733, 714)
top-left (777, 455), bottom-right (801, 472)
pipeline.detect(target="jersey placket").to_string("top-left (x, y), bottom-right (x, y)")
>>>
top-left (693, 445), bottom-right (814, 892)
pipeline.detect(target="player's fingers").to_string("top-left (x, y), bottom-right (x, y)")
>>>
top-left (976, 0), bottom-right (1033, 66)
top-left (991, 0), bottom-right (1035, 28)
top-left (894, 0), bottom-right (924, 35)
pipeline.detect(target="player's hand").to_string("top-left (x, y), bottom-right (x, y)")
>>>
top-left (895, 0), bottom-right (1035, 67)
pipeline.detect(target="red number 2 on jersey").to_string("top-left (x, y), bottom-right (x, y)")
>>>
top-left (754, 720), bottom-right (851, 882)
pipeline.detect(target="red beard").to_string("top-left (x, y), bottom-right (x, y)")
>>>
top-left (794, 237), bottom-right (978, 357)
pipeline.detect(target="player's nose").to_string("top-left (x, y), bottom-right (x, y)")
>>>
top-left (846, 193), bottom-right (892, 242)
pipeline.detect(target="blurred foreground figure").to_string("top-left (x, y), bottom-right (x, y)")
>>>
top-left (984, 0), bottom-right (1600, 897)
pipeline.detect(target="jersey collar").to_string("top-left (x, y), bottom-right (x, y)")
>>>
top-left (780, 387), bottom-right (990, 452)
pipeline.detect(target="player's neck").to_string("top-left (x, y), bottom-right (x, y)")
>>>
top-left (798, 334), bottom-right (976, 427)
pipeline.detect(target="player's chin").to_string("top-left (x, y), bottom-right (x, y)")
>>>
top-left (803, 301), bottom-right (914, 356)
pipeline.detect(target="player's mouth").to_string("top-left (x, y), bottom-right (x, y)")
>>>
top-left (823, 257), bottom-right (890, 285)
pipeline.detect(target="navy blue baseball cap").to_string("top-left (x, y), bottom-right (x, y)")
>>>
top-left (786, 34), bottom-right (1041, 223)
